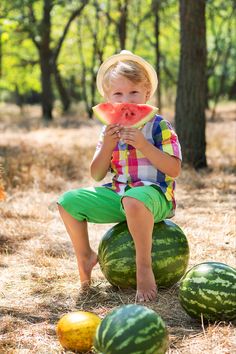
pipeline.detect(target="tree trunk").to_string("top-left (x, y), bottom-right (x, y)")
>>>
top-left (152, 0), bottom-right (161, 109)
top-left (0, 30), bottom-right (2, 77)
top-left (175, 0), bottom-right (207, 169)
top-left (118, 0), bottom-right (128, 49)
top-left (53, 64), bottom-right (71, 112)
top-left (51, 0), bottom-right (88, 113)
top-left (39, 52), bottom-right (53, 120)
top-left (229, 79), bottom-right (236, 100)
top-left (39, 0), bottom-right (53, 121)
top-left (14, 85), bottom-right (23, 108)
top-left (78, 24), bottom-right (91, 118)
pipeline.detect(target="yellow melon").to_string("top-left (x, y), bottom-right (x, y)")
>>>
top-left (0, 188), bottom-right (5, 201)
top-left (56, 311), bottom-right (101, 352)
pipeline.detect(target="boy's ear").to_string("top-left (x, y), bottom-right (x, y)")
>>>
top-left (146, 90), bottom-right (151, 101)
top-left (103, 91), bottom-right (109, 101)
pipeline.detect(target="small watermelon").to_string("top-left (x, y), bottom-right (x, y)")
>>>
top-left (179, 262), bottom-right (236, 322)
top-left (56, 311), bottom-right (101, 352)
top-left (98, 220), bottom-right (189, 289)
top-left (92, 102), bottom-right (158, 128)
top-left (94, 304), bottom-right (169, 354)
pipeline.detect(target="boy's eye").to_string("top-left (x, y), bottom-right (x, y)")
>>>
top-left (131, 91), bottom-right (139, 94)
top-left (114, 92), bottom-right (122, 96)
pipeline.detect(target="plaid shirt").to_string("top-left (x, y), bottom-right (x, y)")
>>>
top-left (96, 115), bottom-right (182, 211)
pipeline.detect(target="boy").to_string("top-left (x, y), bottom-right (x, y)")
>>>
top-left (58, 50), bottom-right (182, 302)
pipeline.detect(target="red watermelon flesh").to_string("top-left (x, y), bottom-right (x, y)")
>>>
top-left (92, 103), bottom-right (158, 128)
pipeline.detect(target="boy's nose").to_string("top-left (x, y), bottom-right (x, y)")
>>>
top-left (120, 95), bottom-right (129, 103)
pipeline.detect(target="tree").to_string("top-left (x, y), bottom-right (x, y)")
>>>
top-left (50, 1), bottom-right (89, 113)
top-left (2, 0), bottom-right (88, 120)
top-left (175, 0), bottom-right (207, 169)
top-left (77, 0), bottom-right (114, 117)
top-left (129, 0), bottom-right (179, 110)
top-left (151, 0), bottom-right (161, 109)
top-left (206, 0), bottom-right (236, 118)
top-left (1, 0), bottom-right (234, 120)
top-left (103, 0), bottom-right (129, 50)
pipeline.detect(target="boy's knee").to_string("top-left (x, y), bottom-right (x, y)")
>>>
top-left (58, 189), bottom-right (80, 207)
top-left (122, 196), bottom-right (144, 214)
top-left (57, 202), bottom-right (65, 213)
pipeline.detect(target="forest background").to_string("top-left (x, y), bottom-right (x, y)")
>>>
top-left (1, 0), bottom-right (235, 118)
top-left (1, 0), bottom-right (236, 168)
top-left (0, 0), bottom-right (235, 353)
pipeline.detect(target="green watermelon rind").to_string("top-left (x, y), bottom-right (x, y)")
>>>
top-left (179, 261), bottom-right (236, 322)
top-left (98, 220), bottom-right (189, 289)
top-left (94, 304), bottom-right (169, 354)
top-left (92, 103), bottom-right (158, 128)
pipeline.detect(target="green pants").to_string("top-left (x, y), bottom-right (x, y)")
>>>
top-left (58, 186), bottom-right (173, 224)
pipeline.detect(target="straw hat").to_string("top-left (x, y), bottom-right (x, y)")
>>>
top-left (96, 50), bottom-right (158, 99)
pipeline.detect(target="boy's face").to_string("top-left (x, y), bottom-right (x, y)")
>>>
top-left (104, 75), bottom-right (149, 104)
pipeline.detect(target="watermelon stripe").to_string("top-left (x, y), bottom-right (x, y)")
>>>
top-left (99, 314), bottom-right (115, 349)
top-left (182, 281), bottom-right (236, 292)
top-left (95, 305), bottom-right (168, 354)
top-left (179, 262), bottom-right (236, 321)
top-left (181, 292), bottom-right (236, 309)
top-left (183, 269), bottom-right (236, 281)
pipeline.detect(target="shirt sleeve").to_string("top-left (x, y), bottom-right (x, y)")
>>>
top-left (153, 118), bottom-right (182, 160)
top-left (95, 126), bottom-right (106, 152)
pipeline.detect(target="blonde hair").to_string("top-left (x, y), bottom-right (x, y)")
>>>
top-left (102, 60), bottom-right (152, 97)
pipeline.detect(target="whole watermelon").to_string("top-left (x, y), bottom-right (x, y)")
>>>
top-left (179, 262), bottom-right (236, 322)
top-left (94, 304), bottom-right (169, 354)
top-left (98, 220), bottom-right (189, 288)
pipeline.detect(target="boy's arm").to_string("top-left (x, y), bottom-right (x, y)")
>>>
top-left (120, 125), bottom-right (181, 178)
top-left (90, 144), bottom-right (114, 181)
top-left (90, 124), bottom-right (121, 181)
top-left (139, 142), bottom-right (181, 178)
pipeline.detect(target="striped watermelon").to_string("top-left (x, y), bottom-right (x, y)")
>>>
top-left (179, 262), bottom-right (236, 322)
top-left (98, 220), bottom-right (189, 288)
top-left (94, 304), bottom-right (169, 354)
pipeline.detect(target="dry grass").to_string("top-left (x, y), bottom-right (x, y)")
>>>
top-left (0, 102), bottom-right (235, 353)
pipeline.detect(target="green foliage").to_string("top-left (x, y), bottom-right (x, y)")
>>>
top-left (0, 4), bottom-right (40, 98)
top-left (206, 0), bottom-right (236, 102)
top-left (0, 23), bottom-right (40, 95)
top-left (0, 0), bottom-right (235, 106)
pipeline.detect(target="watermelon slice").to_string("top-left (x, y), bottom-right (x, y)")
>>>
top-left (92, 103), bottom-right (158, 128)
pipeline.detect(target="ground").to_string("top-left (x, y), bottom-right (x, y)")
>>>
top-left (0, 102), bottom-right (235, 353)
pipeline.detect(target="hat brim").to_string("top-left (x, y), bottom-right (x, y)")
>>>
top-left (96, 52), bottom-right (158, 99)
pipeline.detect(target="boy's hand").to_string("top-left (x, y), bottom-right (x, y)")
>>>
top-left (103, 124), bottom-right (122, 150)
top-left (120, 127), bottom-right (147, 150)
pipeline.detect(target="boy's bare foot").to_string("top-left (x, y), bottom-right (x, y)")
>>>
top-left (78, 250), bottom-right (98, 290)
top-left (135, 266), bottom-right (157, 302)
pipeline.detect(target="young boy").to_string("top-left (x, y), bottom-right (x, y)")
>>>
top-left (58, 50), bottom-right (182, 302)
